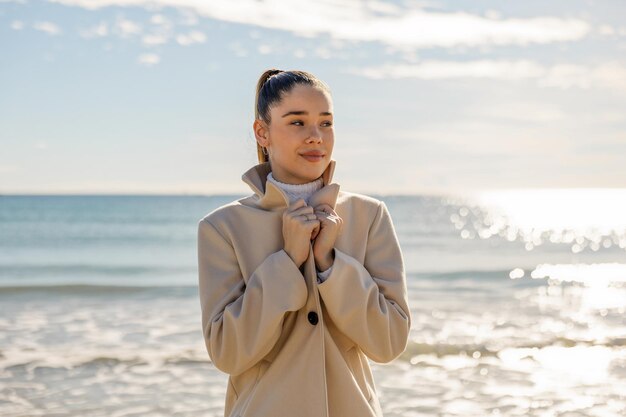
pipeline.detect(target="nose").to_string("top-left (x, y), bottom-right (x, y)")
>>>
top-left (306, 126), bottom-right (322, 143)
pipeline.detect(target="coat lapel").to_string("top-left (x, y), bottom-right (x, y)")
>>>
top-left (241, 159), bottom-right (340, 211)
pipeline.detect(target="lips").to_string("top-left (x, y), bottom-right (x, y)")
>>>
top-left (301, 151), bottom-right (325, 156)
top-left (300, 151), bottom-right (325, 162)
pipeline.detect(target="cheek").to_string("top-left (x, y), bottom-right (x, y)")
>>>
top-left (274, 126), bottom-right (302, 143)
top-left (325, 132), bottom-right (335, 146)
top-left (271, 134), bottom-right (300, 157)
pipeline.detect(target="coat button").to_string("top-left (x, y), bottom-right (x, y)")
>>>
top-left (307, 311), bottom-right (319, 325)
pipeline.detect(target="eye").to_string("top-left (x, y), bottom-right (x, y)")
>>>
top-left (322, 121), bottom-right (333, 127)
top-left (290, 120), bottom-right (304, 126)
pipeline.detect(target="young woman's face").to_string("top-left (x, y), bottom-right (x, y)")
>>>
top-left (259, 84), bottom-right (334, 184)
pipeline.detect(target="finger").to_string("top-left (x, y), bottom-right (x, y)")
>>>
top-left (314, 208), bottom-right (335, 218)
top-left (315, 203), bottom-right (333, 211)
top-left (288, 206), bottom-right (315, 216)
top-left (287, 198), bottom-right (307, 211)
top-left (314, 212), bottom-right (330, 222)
top-left (284, 199), bottom-right (306, 219)
top-left (316, 204), bottom-right (336, 216)
top-left (307, 220), bottom-right (321, 237)
top-left (315, 211), bottom-right (340, 223)
top-left (311, 224), bottom-right (320, 240)
top-left (314, 207), bottom-right (329, 215)
top-left (299, 213), bottom-right (317, 221)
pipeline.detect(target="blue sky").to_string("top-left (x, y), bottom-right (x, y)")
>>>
top-left (1, 0), bottom-right (625, 195)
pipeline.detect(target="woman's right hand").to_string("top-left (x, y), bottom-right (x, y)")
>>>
top-left (283, 198), bottom-right (320, 268)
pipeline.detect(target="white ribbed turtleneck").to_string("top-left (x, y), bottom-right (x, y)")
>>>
top-left (266, 172), bottom-right (323, 205)
top-left (266, 171), bottom-right (333, 283)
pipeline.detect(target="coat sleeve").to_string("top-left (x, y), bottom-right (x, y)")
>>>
top-left (317, 201), bottom-right (411, 363)
top-left (197, 218), bottom-right (308, 376)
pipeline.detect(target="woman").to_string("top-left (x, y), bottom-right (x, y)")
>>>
top-left (197, 69), bottom-right (411, 417)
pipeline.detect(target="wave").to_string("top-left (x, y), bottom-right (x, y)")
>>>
top-left (0, 351), bottom-right (211, 370)
top-left (396, 336), bottom-right (626, 363)
top-left (0, 267), bottom-right (549, 296)
top-left (0, 264), bottom-right (195, 276)
top-left (411, 269), bottom-right (517, 280)
top-left (0, 283), bottom-right (197, 295)
top-left (4, 337), bottom-right (626, 372)
top-left (73, 355), bottom-right (209, 367)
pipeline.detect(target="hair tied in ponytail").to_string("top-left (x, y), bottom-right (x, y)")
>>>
top-left (262, 69), bottom-right (284, 88)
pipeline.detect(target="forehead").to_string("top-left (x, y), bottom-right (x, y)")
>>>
top-left (273, 84), bottom-right (332, 109)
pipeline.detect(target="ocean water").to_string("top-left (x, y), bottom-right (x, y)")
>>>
top-left (1, 191), bottom-right (625, 417)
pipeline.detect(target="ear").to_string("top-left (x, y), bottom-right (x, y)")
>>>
top-left (253, 119), bottom-right (270, 148)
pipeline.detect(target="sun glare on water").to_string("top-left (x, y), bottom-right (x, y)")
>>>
top-left (449, 188), bottom-right (626, 253)
top-left (476, 188), bottom-right (626, 233)
top-left (446, 189), bottom-right (626, 310)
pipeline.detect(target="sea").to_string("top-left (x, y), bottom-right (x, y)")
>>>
top-left (1, 190), bottom-right (625, 417)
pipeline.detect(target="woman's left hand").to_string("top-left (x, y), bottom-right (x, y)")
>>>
top-left (312, 204), bottom-right (343, 271)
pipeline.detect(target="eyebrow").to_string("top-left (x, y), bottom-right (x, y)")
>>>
top-left (281, 111), bottom-right (333, 118)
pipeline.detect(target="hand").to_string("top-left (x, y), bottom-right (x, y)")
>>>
top-left (312, 204), bottom-right (343, 271)
top-left (283, 199), bottom-right (321, 268)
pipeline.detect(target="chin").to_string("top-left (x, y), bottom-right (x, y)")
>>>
top-left (297, 169), bottom-right (324, 183)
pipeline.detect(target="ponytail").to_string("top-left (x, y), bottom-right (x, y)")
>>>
top-left (254, 69), bottom-right (284, 163)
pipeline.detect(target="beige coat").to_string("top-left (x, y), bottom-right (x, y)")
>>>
top-left (197, 159), bottom-right (411, 417)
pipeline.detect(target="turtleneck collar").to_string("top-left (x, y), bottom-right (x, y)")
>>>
top-left (241, 159), bottom-right (340, 211)
top-left (266, 172), bottom-right (323, 205)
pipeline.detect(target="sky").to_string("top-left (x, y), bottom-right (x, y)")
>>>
top-left (1, 0), bottom-right (625, 195)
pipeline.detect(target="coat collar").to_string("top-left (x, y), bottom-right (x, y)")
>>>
top-left (241, 159), bottom-right (340, 211)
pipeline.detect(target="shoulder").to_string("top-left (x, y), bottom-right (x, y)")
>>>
top-left (336, 190), bottom-right (387, 222)
top-left (198, 196), bottom-right (249, 229)
top-left (337, 190), bottom-right (383, 208)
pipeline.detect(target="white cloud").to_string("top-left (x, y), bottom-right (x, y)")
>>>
top-left (345, 60), bottom-right (626, 92)
top-left (484, 9), bottom-right (501, 20)
top-left (114, 17), bottom-right (141, 37)
top-left (314, 46), bottom-right (332, 59)
top-left (142, 33), bottom-right (168, 45)
top-left (0, 164), bottom-right (19, 174)
top-left (346, 60), bottom-right (544, 80)
top-left (583, 63), bottom-right (626, 91)
top-left (465, 102), bottom-right (568, 123)
top-left (10, 20), bottom-right (24, 30)
top-left (33, 21), bottom-right (61, 35)
top-left (175, 30), bottom-right (206, 45)
top-left (46, 0), bottom-right (592, 49)
top-left (177, 9), bottom-right (198, 26)
top-left (149, 13), bottom-right (173, 32)
top-left (150, 13), bottom-right (167, 26)
top-left (227, 41), bottom-right (247, 57)
top-left (137, 53), bottom-right (160, 65)
top-left (257, 44), bottom-right (272, 55)
top-left (141, 14), bottom-right (174, 45)
top-left (79, 22), bottom-right (108, 38)
top-left (597, 24), bottom-right (615, 36)
top-left (387, 121), bottom-right (574, 156)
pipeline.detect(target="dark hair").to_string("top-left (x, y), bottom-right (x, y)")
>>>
top-left (254, 69), bottom-right (332, 163)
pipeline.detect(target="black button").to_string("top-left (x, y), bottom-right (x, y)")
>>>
top-left (307, 311), bottom-right (319, 325)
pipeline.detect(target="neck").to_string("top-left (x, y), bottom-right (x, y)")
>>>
top-left (267, 172), bottom-right (322, 187)
top-left (270, 173), bottom-right (317, 185)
